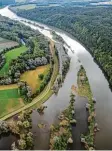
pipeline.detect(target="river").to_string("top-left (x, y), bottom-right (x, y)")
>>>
top-left (0, 6), bottom-right (112, 150)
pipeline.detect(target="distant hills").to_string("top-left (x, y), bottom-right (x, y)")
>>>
top-left (27, 0), bottom-right (110, 2)
top-left (0, 0), bottom-right (111, 6)
top-left (26, 0), bottom-right (112, 6)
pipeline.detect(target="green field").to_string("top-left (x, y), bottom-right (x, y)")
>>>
top-left (0, 88), bottom-right (24, 118)
top-left (12, 4), bottom-right (37, 10)
top-left (0, 46), bottom-right (27, 75)
top-left (0, 88), bottom-right (19, 99)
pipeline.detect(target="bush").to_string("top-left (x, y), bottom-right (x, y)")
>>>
top-left (38, 74), bottom-right (44, 80)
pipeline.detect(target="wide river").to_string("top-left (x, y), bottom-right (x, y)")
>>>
top-left (0, 6), bottom-right (112, 150)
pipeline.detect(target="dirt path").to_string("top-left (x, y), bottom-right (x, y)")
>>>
top-left (49, 40), bottom-right (54, 56)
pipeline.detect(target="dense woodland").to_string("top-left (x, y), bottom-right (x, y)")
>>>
top-left (0, 15), bottom-right (39, 43)
top-left (14, 6), bottom-right (112, 87)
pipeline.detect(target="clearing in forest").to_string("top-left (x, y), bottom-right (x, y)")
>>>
top-left (0, 46), bottom-right (27, 75)
top-left (20, 65), bottom-right (50, 93)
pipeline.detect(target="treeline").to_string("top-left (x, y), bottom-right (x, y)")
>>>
top-left (14, 6), bottom-right (112, 87)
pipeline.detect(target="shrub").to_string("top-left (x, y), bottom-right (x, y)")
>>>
top-left (38, 74), bottom-right (44, 80)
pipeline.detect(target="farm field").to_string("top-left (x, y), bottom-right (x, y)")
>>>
top-left (0, 45), bottom-right (27, 75)
top-left (0, 88), bottom-right (24, 118)
top-left (15, 0), bottom-right (26, 3)
top-left (12, 4), bottom-right (37, 10)
top-left (21, 64), bottom-right (50, 93)
top-left (0, 84), bottom-right (18, 90)
top-left (0, 37), bottom-right (19, 52)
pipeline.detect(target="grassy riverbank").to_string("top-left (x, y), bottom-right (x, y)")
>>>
top-left (77, 66), bottom-right (92, 100)
top-left (78, 66), bottom-right (96, 150)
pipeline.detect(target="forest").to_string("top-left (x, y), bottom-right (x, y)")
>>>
top-left (0, 14), bottom-right (40, 43)
top-left (13, 5), bottom-right (112, 87)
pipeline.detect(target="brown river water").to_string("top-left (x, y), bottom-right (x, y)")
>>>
top-left (0, 7), bottom-right (112, 150)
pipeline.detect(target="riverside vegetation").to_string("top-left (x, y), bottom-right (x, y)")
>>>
top-left (49, 65), bottom-right (97, 150)
top-left (78, 65), bottom-right (99, 150)
top-left (0, 13), bottom-right (71, 149)
top-left (13, 5), bottom-right (112, 89)
top-left (50, 93), bottom-right (76, 150)
top-left (0, 110), bottom-right (34, 150)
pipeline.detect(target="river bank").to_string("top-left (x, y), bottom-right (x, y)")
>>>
top-left (49, 93), bottom-right (75, 150)
top-left (0, 7), bottom-right (112, 149)
top-left (78, 66), bottom-right (100, 150)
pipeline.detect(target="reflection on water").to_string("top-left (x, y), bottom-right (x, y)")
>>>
top-left (0, 6), bottom-right (112, 149)
top-left (31, 54), bottom-right (82, 149)
top-left (0, 134), bottom-right (16, 150)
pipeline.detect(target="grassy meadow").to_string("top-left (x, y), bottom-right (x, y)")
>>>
top-left (0, 46), bottom-right (27, 75)
top-left (0, 88), bottom-right (24, 118)
top-left (21, 65), bottom-right (50, 93)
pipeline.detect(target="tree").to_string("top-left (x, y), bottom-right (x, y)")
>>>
top-left (18, 139), bottom-right (26, 150)
top-left (38, 74), bottom-right (44, 80)
top-left (23, 120), bottom-right (30, 129)
top-left (0, 120), bottom-right (9, 134)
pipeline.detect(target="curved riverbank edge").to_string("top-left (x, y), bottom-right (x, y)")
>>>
top-left (14, 12), bottom-right (112, 91)
top-left (51, 26), bottom-right (112, 91)
top-left (0, 41), bottom-right (59, 121)
top-left (8, 6), bottom-right (112, 91)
